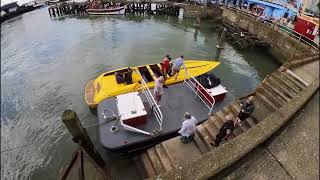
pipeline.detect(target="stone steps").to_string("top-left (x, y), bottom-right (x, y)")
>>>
top-left (271, 73), bottom-right (300, 94)
top-left (263, 81), bottom-right (289, 104)
top-left (193, 131), bottom-right (210, 154)
top-left (267, 76), bottom-right (295, 99)
top-left (275, 70), bottom-right (305, 91)
top-left (155, 144), bottom-right (173, 171)
top-left (255, 92), bottom-right (278, 111)
top-left (147, 147), bottom-right (166, 174)
top-left (209, 115), bottom-right (224, 129)
top-left (284, 70), bottom-right (309, 87)
top-left (197, 124), bottom-right (213, 147)
top-left (134, 66), bottom-right (310, 179)
top-left (138, 152), bottom-right (157, 178)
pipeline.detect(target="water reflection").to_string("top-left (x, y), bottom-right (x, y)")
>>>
top-left (194, 28), bottom-right (199, 41)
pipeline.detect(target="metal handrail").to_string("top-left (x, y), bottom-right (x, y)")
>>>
top-left (118, 78), bottom-right (163, 136)
top-left (140, 78), bottom-right (163, 131)
top-left (183, 73), bottom-right (215, 115)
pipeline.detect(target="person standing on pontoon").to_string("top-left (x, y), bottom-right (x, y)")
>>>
top-left (161, 54), bottom-right (171, 88)
top-left (154, 76), bottom-right (164, 107)
top-left (169, 55), bottom-right (187, 80)
top-left (178, 112), bottom-right (198, 144)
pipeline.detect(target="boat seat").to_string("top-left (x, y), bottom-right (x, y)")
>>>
top-left (124, 72), bottom-right (133, 85)
top-left (115, 73), bottom-right (125, 84)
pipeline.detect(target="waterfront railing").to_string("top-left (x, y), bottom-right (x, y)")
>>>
top-left (183, 72), bottom-right (215, 115)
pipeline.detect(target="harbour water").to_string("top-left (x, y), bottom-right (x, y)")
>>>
top-left (1, 7), bottom-right (279, 180)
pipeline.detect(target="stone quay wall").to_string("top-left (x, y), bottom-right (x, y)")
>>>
top-left (222, 8), bottom-right (318, 63)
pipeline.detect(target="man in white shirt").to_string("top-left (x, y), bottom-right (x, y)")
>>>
top-left (154, 76), bottom-right (164, 107)
top-left (170, 55), bottom-right (187, 80)
top-left (178, 112), bottom-right (198, 143)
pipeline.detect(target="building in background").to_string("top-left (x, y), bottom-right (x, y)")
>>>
top-left (246, 0), bottom-right (299, 19)
top-left (225, 0), bottom-right (301, 20)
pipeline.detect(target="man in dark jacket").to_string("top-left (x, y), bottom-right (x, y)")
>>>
top-left (236, 96), bottom-right (255, 125)
top-left (210, 114), bottom-right (236, 147)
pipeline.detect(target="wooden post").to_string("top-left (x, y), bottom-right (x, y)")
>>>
top-left (215, 28), bottom-right (226, 60)
top-left (194, 16), bottom-right (200, 28)
top-left (52, 8), bottom-right (56, 17)
top-left (62, 110), bottom-right (106, 168)
top-left (57, 7), bottom-right (60, 16)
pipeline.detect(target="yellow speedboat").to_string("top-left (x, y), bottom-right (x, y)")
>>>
top-left (85, 60), bottom-right (220, 108)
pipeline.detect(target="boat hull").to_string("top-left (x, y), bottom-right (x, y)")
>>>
top-left (85, 60), bottom-right (220, 107)
top-left (87, 7), bottom-right (125, 15)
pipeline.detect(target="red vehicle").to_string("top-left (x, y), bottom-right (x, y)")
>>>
top-left (294, 14), bottom-right (319, 41)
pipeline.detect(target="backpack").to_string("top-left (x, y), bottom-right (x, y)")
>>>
top-left (197, 74), bottom-right (220, 89)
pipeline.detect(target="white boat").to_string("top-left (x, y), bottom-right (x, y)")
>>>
top-left (87, 6), bottom-right (126, 15)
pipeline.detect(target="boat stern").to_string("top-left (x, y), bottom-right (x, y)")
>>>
top-left (85, 80), bottom-right (97, 107)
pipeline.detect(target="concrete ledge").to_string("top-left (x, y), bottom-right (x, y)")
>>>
top-left (282, 56), bottom-right (320, 69)
top-left (152, 79), bottom-right (319, 180)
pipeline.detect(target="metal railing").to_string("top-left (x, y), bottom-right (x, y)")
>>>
top-left (224, 6), bottom-right (320, 51)
top-left (140, 78), bottom-right (163, 132)
top-left (113, 78), bottom-right (163, 137)
top-left (119, 79), bottom-right (163, 136)
top-left (183, 73), bottom-right (215, 115)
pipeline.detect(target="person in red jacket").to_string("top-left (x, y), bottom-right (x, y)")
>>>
top-left (161, 54), bottom-right (171, 88)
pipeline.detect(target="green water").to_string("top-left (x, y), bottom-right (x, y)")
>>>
top-left (1, 7), bottom-right (279, 180)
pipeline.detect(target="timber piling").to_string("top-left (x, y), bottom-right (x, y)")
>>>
top-left (48, 2), bottom-right (88, 17)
